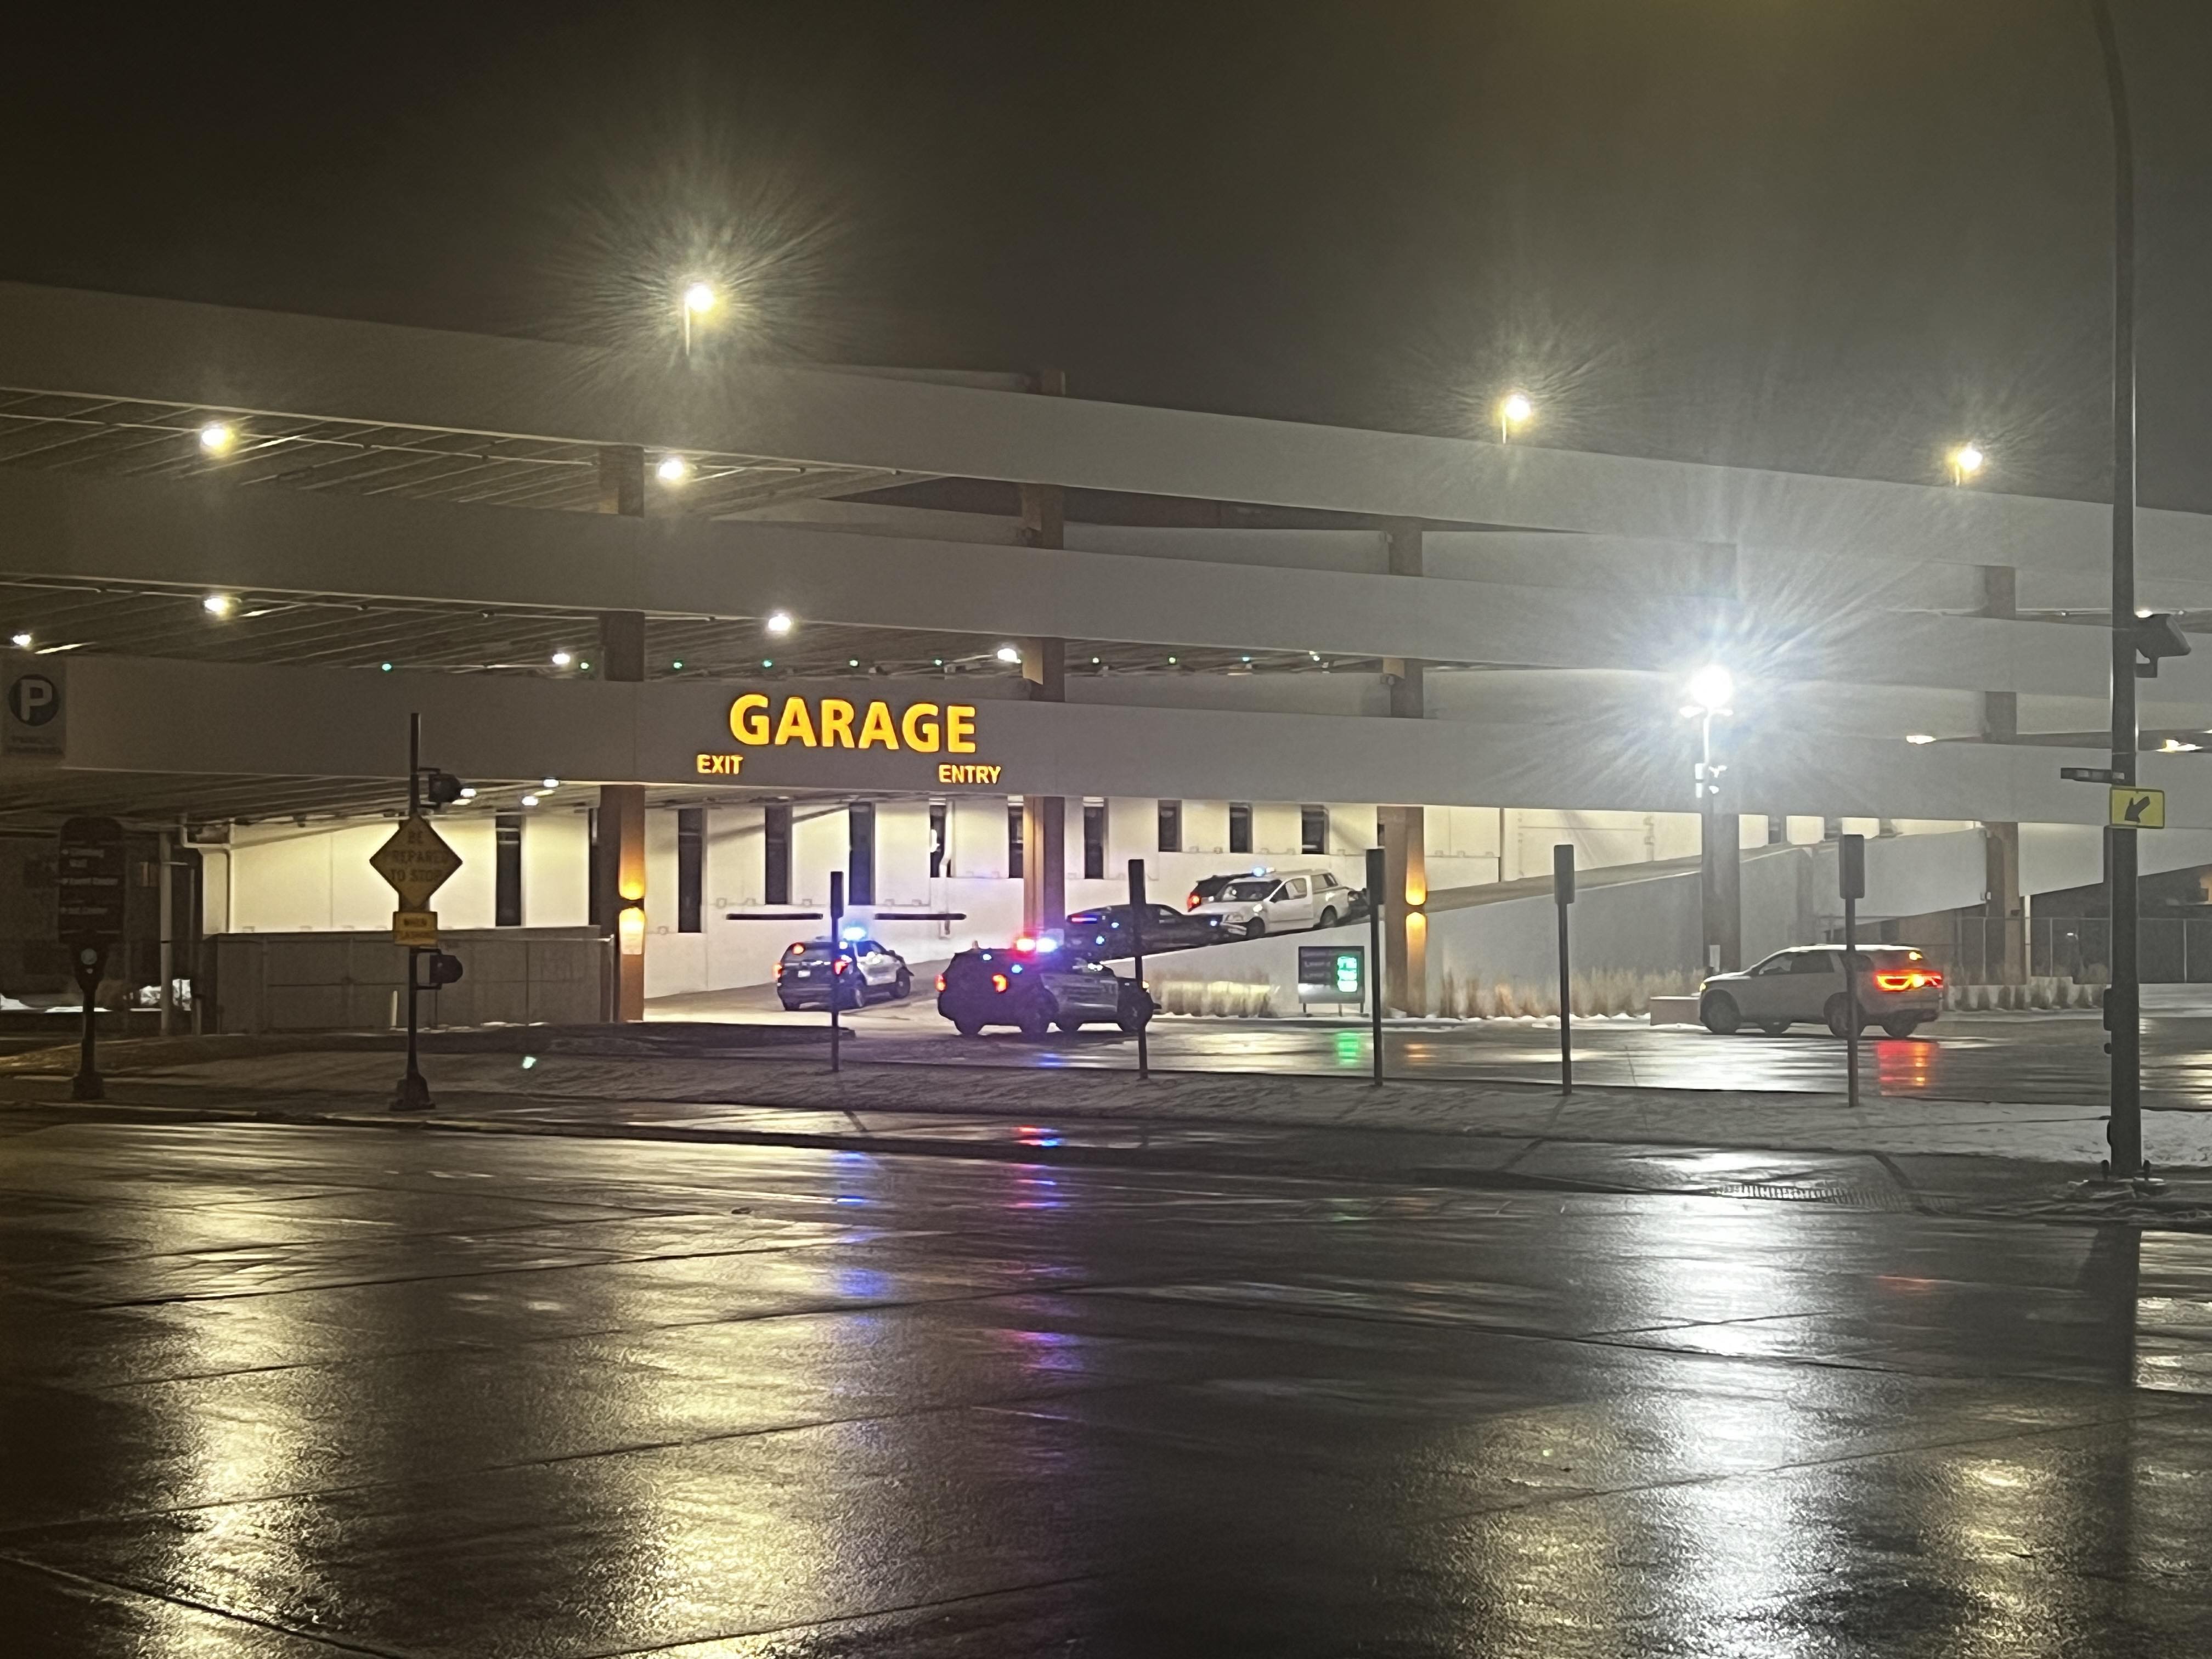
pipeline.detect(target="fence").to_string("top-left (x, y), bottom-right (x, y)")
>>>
top-left (1862, 913), bottom-right (2212, 986)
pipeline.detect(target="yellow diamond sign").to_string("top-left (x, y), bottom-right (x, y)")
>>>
top-left (371, 816), bottom-right (462, 909)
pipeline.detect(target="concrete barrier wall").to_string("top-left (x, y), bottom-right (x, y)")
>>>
top-left (211, 928), bottom-right (608, 1033)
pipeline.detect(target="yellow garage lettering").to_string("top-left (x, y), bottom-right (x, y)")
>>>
top-left (900, 701), bottom-right (941, 752)
top-left (774, 697), bottom-right (818, 747)
top-left (946, 704), bottom-right (977, 753)
top-left (819, 698), bottom-right (856, 748)
top-left (729, 692), bottom-right (770, 745)
top-left (856, 701), bottom-right (900, 749)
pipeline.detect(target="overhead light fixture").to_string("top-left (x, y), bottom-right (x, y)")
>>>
top-left (9, 632), bottom-right (28, 649)
top-left (1498, 391), bottom-right (1533, 442)
top-left (1905, 733), bottom-right (1938, 745)
top-left (683, 281), bottom-right (715, 315)
top-left (197, 422), bottom-right (235, 454)
top-left (540, 777), bottom-right (559, 789)
top-left (765, 611), bottom-right (793, 636)
top-left (458, 787), bottom-right (477, 800)
top-left (520, 794), bottom-right (540, 808)
top-left (995, 644), bottom-right (1022, 664)
top-left (1950, 442), bottom-right (1986, 484)
top-left (656, 455), bottom-right (692, 484)
top-left (202, 593), bottom-right (236, 617)
top-left (550, 650), bottom-right (573, 668)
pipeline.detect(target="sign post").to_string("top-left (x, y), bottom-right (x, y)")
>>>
top-left (1126, 859), bottom-right (1150, 1081)
top-left (1554, 843), bottom-right (1576, 1094)
top-left (828, 871), bottom-right (846, 1075)
top-left (1840, 833), bottom-right (1866, 1110)
top-left (371, 714), bottom-right (464, 1111)
top-left (1365, 845), bottom-right (1386, 1085)
top-left (57, 816), bottom-right (125, 1102)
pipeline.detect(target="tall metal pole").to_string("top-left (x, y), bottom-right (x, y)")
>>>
top-left (1126, 859), bottom-right (1150, 1081)
top-left (1553, 843), bottom-right (1575, 1094)
top-left (828, 870), bottom-right (845, 1075)
top-left (2093, 0), bottom-right (2142, 1178)
top-left (1365, 845), bottom-right (1386, 1085)
top-left (393, 712), bottom-right (431, 1111)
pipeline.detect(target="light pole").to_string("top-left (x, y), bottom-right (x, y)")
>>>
top-left (1681, 665), bottom-right (1735, 974)
top-left (2090, 0), bottom-right (2143, 1181)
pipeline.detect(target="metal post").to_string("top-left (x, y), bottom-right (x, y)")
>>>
top-left (2092, 0), bottom-right (2142, 1179)
top-left (1841, 832), bottom-right (1866, 1111)
top-left (70, 945), bottom-right (104, 1101)
top-left (1554, 843), bottom-right (1575, 1094)
top-left (393, 713), bottom-right (432, 1111)
top-left (1126, 859), bottom-right (1150, 1081)
top-left (828, 871), bottom-right (845, 1074)
top-left (1366, 845), bottom-right (1386, 1085)
top-left (157, 831), bottom-right (174, 1038)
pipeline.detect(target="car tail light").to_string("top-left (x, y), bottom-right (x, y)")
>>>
top-left (991, 973), bottom-right (1009, 994)
top-left (833, 958), bottom-right (850, 975)
top-left (774, 963), bottom-right (785, 980)
top-left (1874, 970), bottom-right (1941, 991)
top-left (934, 973), bottom-right (946, 992)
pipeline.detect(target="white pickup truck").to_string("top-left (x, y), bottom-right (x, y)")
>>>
top-left (1189, 868), bottom-right (1361, 938)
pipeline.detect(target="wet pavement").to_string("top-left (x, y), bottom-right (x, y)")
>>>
top-left (4, 1115), bottom-right (2212, 1655)
top-left (664, 994), bottom-right (2212, 1111)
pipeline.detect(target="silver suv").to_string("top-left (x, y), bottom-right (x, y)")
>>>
top-left (1698, 946), bottom-right (1943, 1039)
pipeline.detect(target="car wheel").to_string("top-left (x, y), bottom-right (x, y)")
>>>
top-left (1758, 1020), bottom-right (1790, 1036)
top-left (1824, 995), bottom-right (1864, 1039)
top-left (1243, 917), bottom-right (1267, 939)
top-left (893, 969), bottom-right (912, 1000)
top-left (1881, 1016), bottom-right (1922, 1039)
top-left (1700, 992), bottom-right (1741, 1035)
top-left (953, 1017), bottom-right (984, 1037)
top-left (779, 999), bottom-right (804, 1013)
top-left (1317, 907), bottom-right (1339, 929)
top-left (1017, 1004), bottom-right (1052, 1040)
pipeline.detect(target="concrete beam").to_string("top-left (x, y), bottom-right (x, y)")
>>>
top-left (5, 280), bottom-right (2211, 576)
top-left (37, 654), bottom-right (2212, 830)
top-left (3, 469), bottom-right (2202, 703)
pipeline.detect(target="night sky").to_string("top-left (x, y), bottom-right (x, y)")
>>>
top-left (9, 1), bottom-right (2211, 510)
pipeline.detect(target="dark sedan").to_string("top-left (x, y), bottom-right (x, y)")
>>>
top-left (1064, 902), bottom-right (1226, 956)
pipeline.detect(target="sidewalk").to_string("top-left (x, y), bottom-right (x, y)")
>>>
top-left (3, 1030), bottom-right (2210, 1228)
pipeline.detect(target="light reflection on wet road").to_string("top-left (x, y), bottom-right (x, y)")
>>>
top-left (826, 1006), bottom-right (2212, 1109)
top-left (4, 1119), bottom-right (2210, 1654)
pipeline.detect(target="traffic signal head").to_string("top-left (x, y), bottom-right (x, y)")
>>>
top-left (425, 951), bottom-right (464, 987)
top-left (424, 771), bottom-right (466, 808)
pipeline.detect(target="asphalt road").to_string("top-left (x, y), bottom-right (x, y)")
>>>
top-left (4, 1115), bottom-right (2210, 1655)
top-left (659, 990), bottom-right (2212, 1108)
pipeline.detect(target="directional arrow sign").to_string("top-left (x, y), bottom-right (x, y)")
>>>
top-left (371, 816), bottom-right (462, 909)
top-left (2110, 786), bottom-right (2165, 830)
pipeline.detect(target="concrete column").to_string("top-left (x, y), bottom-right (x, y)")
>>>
top-left (1379, 521), bottom-right (1428, 1010)
top-left (1700, 806), bottom-right (1742, 973)
top-left (1020, 636), bottom-right (1066, 934)
top-left (1378, 804), bottom-right (1427, 1014)
top-left (1985, 821), bottom-right (2027, 984)
top-left (597, 445), bottom-right (648, 1020)
top-left (1017, 369), bottom-right (1069, 939)
top-left (1979, 563), bottom-right (2023, 982)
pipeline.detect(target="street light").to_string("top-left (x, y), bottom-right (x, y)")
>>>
top-left (1950, 442), bottom-right (1986, 485)
top-left (764, 611), bottom-right (793, 636)
top-left (1680, 665), bottom-right (1735, 974)
top-left (1499, 390), bottom-right (1533, 444)
top-left (681, 281), bottom-right (715, 356)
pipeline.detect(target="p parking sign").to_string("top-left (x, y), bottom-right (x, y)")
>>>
top-left (2, 658), bottom-right (64, 759)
